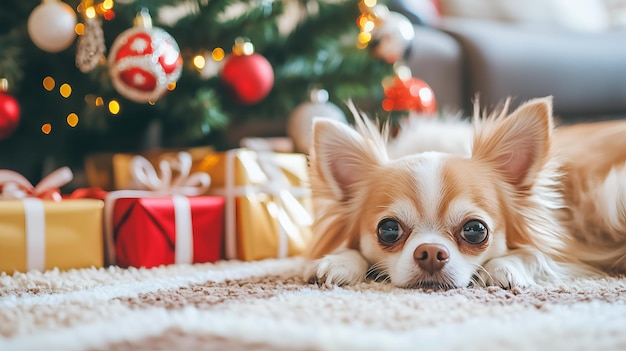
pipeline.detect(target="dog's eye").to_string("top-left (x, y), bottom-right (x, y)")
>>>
top-left (377, 219), bottom-right (404, 244)
top-left (461, 220), bottom-right (488, 244)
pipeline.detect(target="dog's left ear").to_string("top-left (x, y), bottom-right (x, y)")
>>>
top-left (472, 97), bottom-right (553, 189)
top-left (310, 117), bottom-right (385, 201)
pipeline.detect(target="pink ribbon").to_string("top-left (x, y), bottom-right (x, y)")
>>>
top-left (0, 167), bottom-right (73, 202)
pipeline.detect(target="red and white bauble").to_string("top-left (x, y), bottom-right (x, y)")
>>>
top-left (108, 27), bottom-right (182, 103)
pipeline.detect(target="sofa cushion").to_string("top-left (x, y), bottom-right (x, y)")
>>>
top-left (405, 25), bottom-right (464, 112)
top-left (441, 18), bottom-right (626, 119)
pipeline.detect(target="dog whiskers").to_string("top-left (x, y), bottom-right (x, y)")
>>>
top-left (470, 264), bottom-right (491, 287)
top-left (367, 260), bottom-right (391, 282)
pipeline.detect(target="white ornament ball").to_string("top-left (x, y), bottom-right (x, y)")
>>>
top-left (287, 91), bottom-right (347, 153)
top-left (372, 11), bottom-right (415, 64)
top-left (27, 0), bottom-right (78, 53)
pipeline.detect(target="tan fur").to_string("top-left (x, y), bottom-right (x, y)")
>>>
top-left (306, 97), bottom-right (626, 288)
top-left (554, 120), bottom-right (626, 272)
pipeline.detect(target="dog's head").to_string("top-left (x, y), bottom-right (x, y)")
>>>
top-left (307, 98), bottom-right (556, 289)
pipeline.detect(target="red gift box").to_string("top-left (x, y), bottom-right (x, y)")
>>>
top-left (113, 196), bottom-right (224, 268)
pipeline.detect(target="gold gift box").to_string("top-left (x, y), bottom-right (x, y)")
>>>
top-left (85, 146), bottom-right (214, 191)
top-left (0, 199), bottom-right (104, 273)
top-left (193, 149), bottom-right (313, 261)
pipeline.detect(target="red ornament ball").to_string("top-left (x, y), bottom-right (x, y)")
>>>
top-left (108, 27), bottom-right (182, 103)
top-left (0, 92), bottom-right (20, 140)
top-left (221, 53), bottom-right (274, 105)
top-left (382, 76), bottom-right (437, 114)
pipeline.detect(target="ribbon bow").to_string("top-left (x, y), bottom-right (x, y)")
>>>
top-left (131, 152), bottom-right (210, 196)
top-left (0, 167), bottom-right (73, 202)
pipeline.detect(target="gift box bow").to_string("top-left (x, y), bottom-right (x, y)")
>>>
top-left (0, 167), bottom-right (73, 202)
top-left (0, 167), bottom-right (74, 271)
top-left (104, 151), bottom-right (212, 265)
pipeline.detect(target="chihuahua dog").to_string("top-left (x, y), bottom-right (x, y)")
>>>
top-left (304, 97), bottom-right (626, 289)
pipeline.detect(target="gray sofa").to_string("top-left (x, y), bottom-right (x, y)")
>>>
top-left (400, 8), bottom-right (626, 122)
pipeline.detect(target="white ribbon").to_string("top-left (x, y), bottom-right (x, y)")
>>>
top-left (215, 149), bottom-right (312, 260)
top-left (0, 167), bottom-right (74, 271)
top-left (103, 152), bottom-right (211, 266)
top-left (23, 198), bottom-right (45, 272)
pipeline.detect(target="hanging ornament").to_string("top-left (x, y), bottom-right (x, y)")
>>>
top-left (108, 9), bottom-right (183, 103)
top-left (382, 65), bottom-right (436, 115)
top-left (27, 0), bottom-right (78, 53)
top-left (371, 10), bottom-right (415, 64)
top-left (287, 89), bottom-right (347, 153)
top-left (0, 79), bottom-right (21, 140)
top-left (221, 38), bottom-right (274, 105)
top-left (357, 3), bottom-right (414, 64)
top-left (76, 6), bottom-right (106, 73)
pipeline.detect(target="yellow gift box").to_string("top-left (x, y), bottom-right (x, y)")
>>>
top-left (193, 149), bottom-right (313, 261)
top-left (85, 146), bottom-right (214, 191)
top-left (0, 199), bottom-right (104, 273)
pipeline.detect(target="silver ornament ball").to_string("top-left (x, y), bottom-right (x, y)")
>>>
top-left (287, 90), bottom-right (346, 153)
top-left (372, 11), bottom-right (415, 64)
top-left (27, 0), bottom-right (78, 53)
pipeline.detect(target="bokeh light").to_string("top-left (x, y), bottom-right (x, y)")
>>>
top-left (193, 55), bottom-right (206, 70)
top-left (75, 23), bottom-right (85, 35)
top-left (364, 0), bottom-right (377, 7)
top-left (67, 113), bottom-right (79, 127)
top-left (212, 48), bottom-right (225, 61)
top-left (43, 77), bottom-right (55, 91)
top-left (60, 83), bottom-right (72, 98)
top-left (102, 0), bottom-right (114, 10)
top-left (85, 6), bottom-right (96, 19)
top-left (108, 100), bottom-right (120, 114)
top-left (41, 123), bottom-right (52, 134)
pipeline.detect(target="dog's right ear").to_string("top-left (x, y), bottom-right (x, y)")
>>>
top-left (311, 117), bottom-right (385, 201)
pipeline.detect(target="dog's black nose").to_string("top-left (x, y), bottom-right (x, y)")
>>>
top-left (413, 243), bottom-right (450, 275)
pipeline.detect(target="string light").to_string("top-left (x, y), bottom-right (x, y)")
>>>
top-left (358, 32), bottom-right (372, 45)
top-left (193, 55), bottom-right (206, 70)
top-left (95, 96), bottom-right (104, 106)
top-left (78, 0), bottom-right (116, 21)
top-left (212, 48), bottom-right (225, 61)
top-left (75, 23), bottom-right (85, 35)
top-left (42, 77), bottom-right (55, 91)
top-left (364, 0), bottom-right (377, 7)
top-left (108, 99), bottom-right (120, 114)
top-left (60, 83), bottom-right (72, 98)
top-left (41, 123), bottom-right (52, 134)
top-left (67, 113), bottom-right (79, 127)
top-left (167, 82), bottom-right (176, 91)
top-left (356, 0), bottom-right (386, 49)
top-left (85, 6), bottom-right (96, 19)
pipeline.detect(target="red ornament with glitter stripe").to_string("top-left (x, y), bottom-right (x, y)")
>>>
top-left (108, 11), bottom-right (182, 103)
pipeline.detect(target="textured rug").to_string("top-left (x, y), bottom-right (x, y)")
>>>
top-left (2, 258), bottom-right (626, 351)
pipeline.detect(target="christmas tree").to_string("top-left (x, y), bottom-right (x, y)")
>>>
top-left (0, 0), bottom-right (404, 185)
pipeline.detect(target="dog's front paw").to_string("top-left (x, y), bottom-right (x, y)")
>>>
top-left (304, 249), bottom-right (369, 287)
top-left (479, 257), bottom-right (536, 290)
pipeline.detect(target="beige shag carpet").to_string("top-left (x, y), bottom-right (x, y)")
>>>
top-left (2, 258), bottom-right (626, 351)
